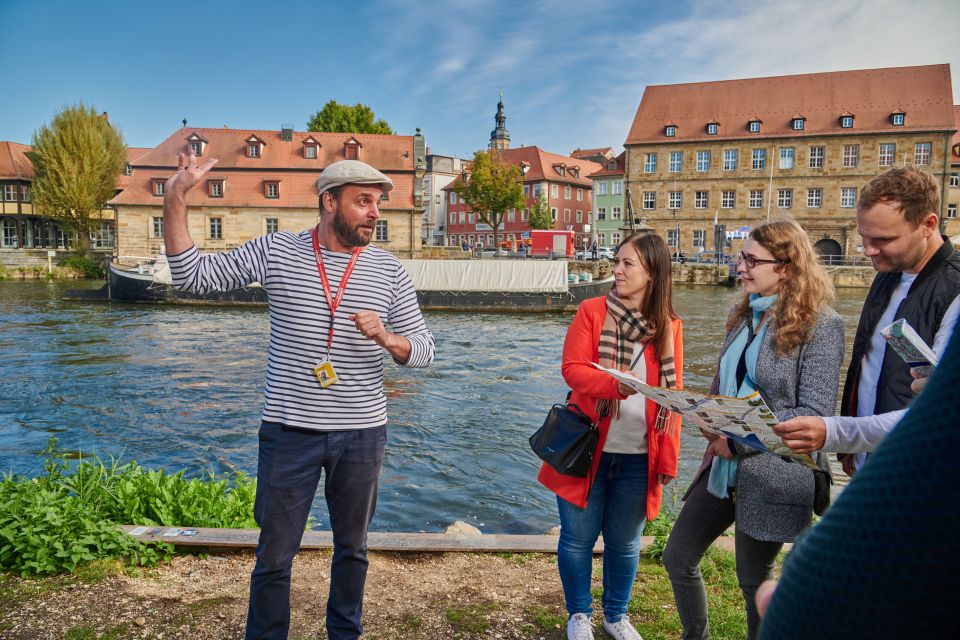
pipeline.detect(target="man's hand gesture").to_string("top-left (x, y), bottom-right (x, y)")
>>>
top-left (165, 149), bottom-right (218, 202)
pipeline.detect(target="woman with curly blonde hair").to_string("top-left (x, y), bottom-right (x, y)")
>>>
top-left (663, 220), bottom-right (844, 640)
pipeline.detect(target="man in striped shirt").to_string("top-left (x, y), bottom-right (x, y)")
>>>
top-left (162, 152), bottom-right (435, 640)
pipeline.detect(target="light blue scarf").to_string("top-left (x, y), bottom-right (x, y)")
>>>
top-left (707, 293), bottom-right (778, 499)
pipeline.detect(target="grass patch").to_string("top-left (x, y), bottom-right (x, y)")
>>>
top-left (0, 437), bottom-right (257, 576)
top-left (524, 605), bottom-right (565, 631)
top-left (493, 551), bottom-right (543, 564)
top-left (445, 602), bottom-right (499, 634)
top-left (64, 625), bottom-right (129, 640)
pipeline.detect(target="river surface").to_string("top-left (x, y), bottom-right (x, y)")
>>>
top-left (0, 280), bottom-right (867, 534)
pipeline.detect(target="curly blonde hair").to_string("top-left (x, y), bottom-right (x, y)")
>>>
top-left (726, 220), bottom-right (835, 355)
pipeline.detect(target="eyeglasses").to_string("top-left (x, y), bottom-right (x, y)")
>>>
top-left (735, 251), bottom-right (785, 269)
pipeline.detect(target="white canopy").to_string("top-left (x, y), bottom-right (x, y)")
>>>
top-left (399, 259), bottom-right (569, 293)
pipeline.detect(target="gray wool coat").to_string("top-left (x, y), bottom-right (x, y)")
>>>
top-left (691, 306), bottom-right (845, 542)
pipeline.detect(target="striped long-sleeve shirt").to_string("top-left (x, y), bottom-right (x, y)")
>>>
top-left (167, 229), bottom-right (435, 430)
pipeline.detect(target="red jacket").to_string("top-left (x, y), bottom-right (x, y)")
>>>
top-left (537, 296), bottom-right (684, 521)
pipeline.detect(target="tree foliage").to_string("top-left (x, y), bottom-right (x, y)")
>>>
top-left (454, 150), bottom-right (525, 255)
top-left (28, 104), bottom-right (126, 255)
top-left (306, 100), bottom-right (395, 134)
top-left (528, 193), bottom-right (554, 230)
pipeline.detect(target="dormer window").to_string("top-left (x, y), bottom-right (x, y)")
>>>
top-left (519, 162), bottom-right (530, 175)
top-left (791, 115), bottom-right (806, 131)
top-left (344, 137), bottom-right (362, 160)
top-left (151, 179), bottom-right (165, 196)
top-left (208, 179), bottom-right (224, 198)
top-left (665, 125), bottom-right (677, 137)
top-left (706, 122), bottom-right (719, 135)
top-left (302, 137), bottom-right (320, 159)
top-left (840, 113), bottom-right (855, 129)
top-left (607, 161), bottom-right (617, 171)
top-left (264, 180), bottom-right (280, 199)
top-left (570, 167), bottom-right (579, 179)
top-left (124, 163), bottom-right (133, 176)
top-left (246, 135), bottom-right (265, 158)
top-left (748, 119), bottom-right (762, 133)
top-left (554, 164), bottom-right (566, 176)
top-left (890, 110), bottom-right (906, 126)
top-left (186, 132), bottom-right (208, 157)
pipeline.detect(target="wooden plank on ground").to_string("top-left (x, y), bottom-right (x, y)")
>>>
top-left (119, 526), bottom-right (747, 554)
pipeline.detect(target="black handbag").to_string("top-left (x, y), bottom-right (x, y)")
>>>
top-left (529, 401), bottom-right (598, 478)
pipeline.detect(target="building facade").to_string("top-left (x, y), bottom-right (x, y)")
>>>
top-left (421, 154), bottom-right (466, 246)
top-left (947, 105), bottom-right (960, 241)
top-left (444, 146), bottom-right (601, 249)
top-left (110, 126), bottom-right (426, 260)
top-left (624, 64), bottom-right (957, 260)
top-left (0, 142), bottom-right (150, 252)
top-left (588, 152), bottom-right (627, 248)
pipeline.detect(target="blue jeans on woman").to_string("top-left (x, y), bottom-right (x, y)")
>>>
top-left (557, 452), bottom-right (649, 622)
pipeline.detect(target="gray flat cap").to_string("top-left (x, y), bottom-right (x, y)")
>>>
top-left (316, 160), bottom-right (393, 197)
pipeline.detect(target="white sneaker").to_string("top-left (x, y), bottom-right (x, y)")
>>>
top-left (603, 615), bottom-right (643, 640)
top-left (567, 612), bottom-right (595, 640)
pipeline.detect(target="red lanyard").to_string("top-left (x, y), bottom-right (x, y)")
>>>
top-left (311, 226), bottom-right (363, 357)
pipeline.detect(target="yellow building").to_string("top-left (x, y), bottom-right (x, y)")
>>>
top-left (110, 126), bottom-right (426, 260)
top-left (624, 64), bottom-right (957, 261)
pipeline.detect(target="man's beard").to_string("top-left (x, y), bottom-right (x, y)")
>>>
top-left (331, 207), bottom-right (372, 247)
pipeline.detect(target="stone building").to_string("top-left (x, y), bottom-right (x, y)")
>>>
top-left (110, 126), bottom-right (426, 260)
top-left (947, 105), bottom-right (960, 242)
top-left (421, 153), bottom-right (467, 246)
top-left (0, 141), bottom-right (150, 253)
top-left (624, 64), bottom-right (957, 261)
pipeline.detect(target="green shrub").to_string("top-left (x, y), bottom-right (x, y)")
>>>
top-left (59, 256), bottom-right (104, 279)
top-left (642, 485), bottom-right (682, 561)
top-left (0, 438), bottom-right (257, 576)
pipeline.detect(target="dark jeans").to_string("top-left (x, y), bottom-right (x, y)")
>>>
top-left (245, 421), bottom-right (387, 640)
top-left (557, 452), bottom-right (648, 623)
top-left (662, 472), bottom-right (782, 640)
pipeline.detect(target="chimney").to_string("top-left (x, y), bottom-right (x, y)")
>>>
top-left (280, 124), bottom-right (294, 141)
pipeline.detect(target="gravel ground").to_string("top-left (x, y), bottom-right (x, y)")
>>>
top-left (0, 549), bottom-right (579, 639)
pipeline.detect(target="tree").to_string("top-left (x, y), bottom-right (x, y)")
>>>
top-left (29, 104), bottom-right (127, 255)
top-left (528, 193), bottom-right (554, 230)
top-left (454, 150), bottom-right (525, 256)
top-left (306, 100), bottom-right (395, 134)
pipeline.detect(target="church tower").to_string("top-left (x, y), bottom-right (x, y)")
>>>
top-left (489, 93), bottom-right (510, 151)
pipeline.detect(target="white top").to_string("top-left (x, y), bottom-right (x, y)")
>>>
top-left (603, 342), bottom-right (648, 455)
top-left (168, 231), bottom-right (435, 431)
top-left (824, 291), bottom-right (959, 455)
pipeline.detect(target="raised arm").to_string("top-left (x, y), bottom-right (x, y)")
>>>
top-left (163, 149), bottom-right (218, 255)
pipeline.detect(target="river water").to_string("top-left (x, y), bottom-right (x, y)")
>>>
top-left (0, 280), bottom-right (867, 534)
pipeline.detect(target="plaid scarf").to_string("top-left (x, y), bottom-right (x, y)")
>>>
top-left (596, 291), bottom-right (678, 435)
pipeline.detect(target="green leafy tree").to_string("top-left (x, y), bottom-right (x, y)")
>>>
top-left (528, 193), bottom-right (554, 230)
top-left (454, 150), bottom-right (525, 256)
top-left (28, 104), bottom-right (127, 255)
top-left (306, 100), bottom-right (395, 134)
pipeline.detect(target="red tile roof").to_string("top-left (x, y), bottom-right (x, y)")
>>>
top-left (588, 151), bottom-right (625, 178)
top-left (0, 141), bottom-right (35, 179)
top-left (111, 127), bottom-right (417, 209)
top-left (500, 146), bottom-right (602, 186)
top-left (571, 147), bottom-right (614, 159)
top-left (626, 64), bottom-right (956, 145)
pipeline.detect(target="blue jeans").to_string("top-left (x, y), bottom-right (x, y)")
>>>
top-left (557, 452), bottom-right (649, 622)
top-left (245, 421), bottom-right (386, 640)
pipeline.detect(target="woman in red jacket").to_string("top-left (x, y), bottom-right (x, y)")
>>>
top-left (538, 232), bottom-right (684, 640)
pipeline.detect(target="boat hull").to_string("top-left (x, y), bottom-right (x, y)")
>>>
top-left (65, 264), bottom-right (611, 312)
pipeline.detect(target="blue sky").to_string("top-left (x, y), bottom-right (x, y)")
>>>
top-left (2, 0), bottom-right (958, 159)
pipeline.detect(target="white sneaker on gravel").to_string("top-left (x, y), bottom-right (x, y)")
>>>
top-left (603, 615), bottom-right (643, 640)
top-left (567, 612), bottom-right (595, 640)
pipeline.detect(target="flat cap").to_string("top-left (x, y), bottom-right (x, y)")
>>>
top-left (316, 160), bottom-right (394, 197)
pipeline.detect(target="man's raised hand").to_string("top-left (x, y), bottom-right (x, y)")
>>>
top-left (165, 148), bottom-right (218, 200)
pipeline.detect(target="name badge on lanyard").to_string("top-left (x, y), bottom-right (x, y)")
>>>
top-left (311, 226), bottom-right (363, 388)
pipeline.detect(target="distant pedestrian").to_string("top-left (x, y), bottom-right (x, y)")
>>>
top-left (538, 232), bottom-right (684, 640)
top-left (591, 241), bottom-right (598, 261)
top-left (162, 150), bottom-right (435, 640)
